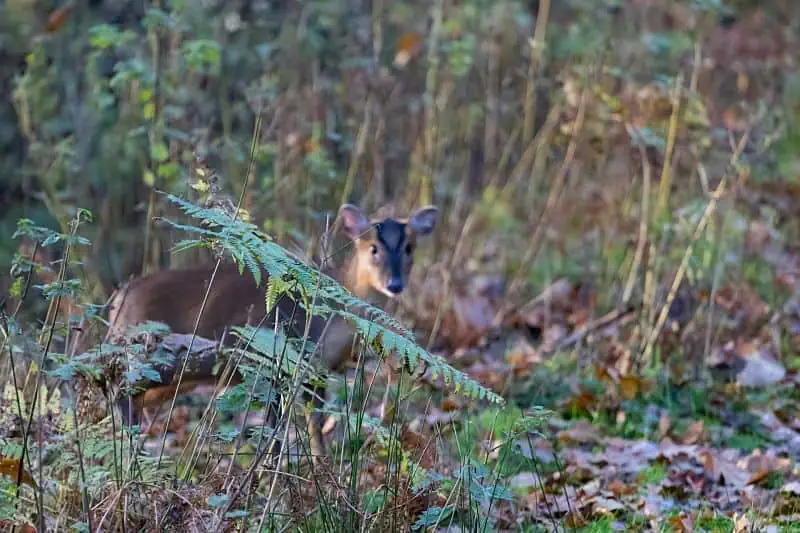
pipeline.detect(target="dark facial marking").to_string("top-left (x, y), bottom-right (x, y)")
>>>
top-left (375, 220), bottom-right (406, 251)
top-left (375, 220), bottom-right (408, 285)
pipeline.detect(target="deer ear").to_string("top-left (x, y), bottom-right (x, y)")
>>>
top-left (339, 204), bottom-right (371, 240)
top-left (408, 205), bottom-right (438, 236)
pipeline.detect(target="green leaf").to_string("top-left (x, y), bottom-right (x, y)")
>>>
top-left (143, 102), bottom-right (155, 120)
top-left (160, 193), bottom-right (505, 407)
top-left (142, 170), bottom-right (156, 187)
top-left (150, 142), bottom-right (169, 163)
top-left (412, 506), bottom-right (454, 530)
top-left (157, 162), bottom-right (180, 181)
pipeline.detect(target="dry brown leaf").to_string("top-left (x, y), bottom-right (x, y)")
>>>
top-left (658, 412), bottom-right (672, 440)
top-left (401, 428), bottom-right (437, 469)
top-left (440, 395), bottom-right (461, 412)
top-left (619, 376), bottom-right (644, 400)
top-left (506, 337), bottom-right (540, 376)
top-left (595, 363), bottom-right (615, 382)
top-left (559, 388), bottom-right (599, 415)
top-left (438, 295), bottom-right (496, 349)
top-left (738, 449), bottom-right (792, 477)
top-left (564, 511), bottom-right (588, 529)
top-left (607, 479), bottom-right (637, 497)
top-left (714, 284), bottom-right (771, 331)
top-left (668, 512), bottom-right (695, 533)
top-left (746, 468), bottom-right (771, 487)
top-left (591, 496), bottom-right (626, 515)
top-left (732, 513), bottom-right (753, 533)
top-left (0, 521), bottom-right (36, 533)
top-left (722, 105), bottom-right (750, 133)
top-left (558, 420), bottom-right (601, 445)
top-left (659, 440), bottom-right (701, 462)
top-left (46, 1), bottom-right (74, 34)
top-left (701, 450), bottom-right (750, 488)
top-left (302, 139), bottom-right (320, 155)
top-left (0, 456), bottom-right (36, 488)
top-left (680, 421), bottom-right (707, 445)
top-left (394, 32), bottom-right (423, 68)
top-left (590, 438), bottom-right (659, 475)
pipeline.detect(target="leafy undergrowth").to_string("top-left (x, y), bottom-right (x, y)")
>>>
top-left (3, 0), bottom-right (800, 531)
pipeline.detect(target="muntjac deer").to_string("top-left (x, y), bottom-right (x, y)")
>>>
top-left (102, 203), bottom-right (437, 459)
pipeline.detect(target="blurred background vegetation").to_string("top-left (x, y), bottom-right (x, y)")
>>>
top-left (2, 0), bottom-right (800, 528)
top-left (2, 0), bottom-right (799, 321)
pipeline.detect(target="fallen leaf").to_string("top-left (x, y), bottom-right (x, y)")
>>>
top-left (659, 440), bottom-right (701, 462)
top-left (701, 450), bottom-right (750, 488)
top-left (46, 1), bottom-right (74, 34)
top-left (558, 420), bottom-right (601, 445)
top-left (736, 345), bottom-right (786, 387)
top-left (681, 421), bottom-right (707, 445)
top-left (0, 521), bottom-right (36, 533)
top-left (401, 428), bottom-right (437, 469)
top-left (618, 376), bottom-right (641, 400)
top-left (781, 481), bottom-right (800, 495)
top-left (591, 496), bottom-right (626, 514)
top-left (564, 511), bottom-right (588, 529)
top-left (0, 456), bottom-right (36, 488)
top-left (506, 337), bottom-right (540, 376)
top-left (394, 32), bottom-right (423, 68)
top-left (434, 294), bottom-right (496, 350)
top-left (440, 395), bottom-right (461, 412)
top-left (732, 513), bottom-right (752, 533)
top-left (668, 512), bottom-right (694, 533)
top-left (738, 449), bottom-right (792, 477)
top-left (658, 412), bottom-right (672, 439)
top-left (559, 388), bottom-right (599, 415)
top-left (746, 468), bottom-right (770, 486)
top-left (642, 486), bottom-right (676, 518)
top-left (607, 479), bottom-right (637, 497)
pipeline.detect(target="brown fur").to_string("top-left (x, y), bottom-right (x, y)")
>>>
top-left (98, 204), bottom-right (438, 459)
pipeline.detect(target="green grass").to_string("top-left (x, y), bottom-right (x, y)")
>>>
top-left (639, 463), bottom-right (666, 485)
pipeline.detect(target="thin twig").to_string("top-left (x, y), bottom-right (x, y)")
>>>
top-left (495, 83), bottom-right (590, 325)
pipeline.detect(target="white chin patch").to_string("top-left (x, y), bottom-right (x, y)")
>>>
top-left (380, 288), bottom-right (399, 298)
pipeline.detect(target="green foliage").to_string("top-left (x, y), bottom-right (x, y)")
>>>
top-left (88, 24), bottom-right (137, 50)
top-left (163, 192), bottom-right (505, 406)
top-left (412, 505), bottom-right (456, 531)
top-left (182, 40), bottom-right (222, 74)
top-left (2, 0), bottom-right (799, 529)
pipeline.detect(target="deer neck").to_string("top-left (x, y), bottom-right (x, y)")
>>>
top-left (323, 253), bottom-right (389, 309)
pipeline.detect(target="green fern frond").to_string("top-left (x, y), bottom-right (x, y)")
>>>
top-left (344, 314), bottom-right (503, 404)
top-left (265, 275), bottom-right (294, 314)
top-left (161, 193), bottom-right (505, 406)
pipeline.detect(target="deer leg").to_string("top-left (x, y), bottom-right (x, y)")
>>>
top-left (305, 384), bottom-right (328, 464)
top-left (117, 393), bottom-right (141, 427)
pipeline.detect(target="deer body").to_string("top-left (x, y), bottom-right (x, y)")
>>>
top-left (103, 204), bottom-right (438, 458)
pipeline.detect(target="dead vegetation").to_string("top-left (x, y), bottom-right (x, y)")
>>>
top-left (1, 0), bottom-right (800, 531)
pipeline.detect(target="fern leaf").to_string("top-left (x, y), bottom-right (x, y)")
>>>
top-left (161, 194), bottom-right (505, 406)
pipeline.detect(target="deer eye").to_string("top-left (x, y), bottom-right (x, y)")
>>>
top-left (369, 244), bottom-right (378, 256)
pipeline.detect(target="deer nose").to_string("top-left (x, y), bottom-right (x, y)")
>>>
top-left (386, 278), bottom-right (404, 294)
